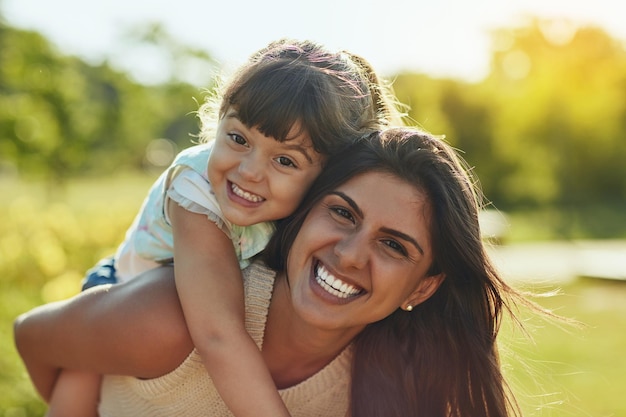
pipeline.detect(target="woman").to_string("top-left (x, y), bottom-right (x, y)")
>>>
top-left (15, 127), bottom-right (528, 416)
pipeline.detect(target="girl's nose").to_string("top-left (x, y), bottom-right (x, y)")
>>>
top-left (238, 152), bottom-right (265, 182)
top-left (334, 232), bottom-right (368, 270)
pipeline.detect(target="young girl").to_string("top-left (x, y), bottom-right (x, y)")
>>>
top-left (45, 39), bottom-right (403, 417)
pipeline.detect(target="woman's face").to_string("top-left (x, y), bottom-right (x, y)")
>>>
top-left (285, 171), bottom-right (441, 333)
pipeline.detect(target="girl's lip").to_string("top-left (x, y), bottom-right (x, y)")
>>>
top-left (227, 180), bottom-right (265, 207)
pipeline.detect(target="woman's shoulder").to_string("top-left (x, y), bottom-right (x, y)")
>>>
top-left (242, 260), bottom-right (276, 288)
top-left (281, 344), bottom-right (352, 417)
top-left (242, 260), bottom-right (276, 347)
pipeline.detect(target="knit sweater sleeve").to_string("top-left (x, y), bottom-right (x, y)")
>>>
top-left (98, 261), bottom-right (352, 417)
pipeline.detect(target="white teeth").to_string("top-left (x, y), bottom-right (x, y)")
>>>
top-left (231, 183), bottom-right (264, 203)
top-left (314, 263), bottom-right (361, 299)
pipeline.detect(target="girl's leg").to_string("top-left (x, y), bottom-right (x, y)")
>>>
top-left (45, 369), bottom-right (101, 417)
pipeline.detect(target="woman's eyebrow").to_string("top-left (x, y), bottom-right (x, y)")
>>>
top-left (380, 227), bottom-right (424, 255)
top-left (328, 191), bottom-right (425, 255)
top-left (329, 191), bottom-right (363, 218)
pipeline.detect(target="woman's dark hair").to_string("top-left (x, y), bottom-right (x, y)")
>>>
top-left (198, 39), bottom-right (404, 157)
top-left (265, 127), bottom-right (524, 417)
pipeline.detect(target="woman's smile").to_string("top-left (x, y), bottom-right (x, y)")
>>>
top-left (286, 171), bottom-right (437, 329)
top-left (313, 261), bottom-right (364, 300)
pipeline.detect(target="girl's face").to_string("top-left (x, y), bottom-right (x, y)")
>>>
top-left (284, 171), bottom-right (443, 335)
top-left (208, 108), bottom-right (323, 226)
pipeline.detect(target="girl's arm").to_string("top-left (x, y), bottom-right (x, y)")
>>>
top-left (168, 199), bottom-right (291, 417)
top-left (13, 266), bottom-right (193, 401)
top-left (45, 370), bottom-right (101, 417)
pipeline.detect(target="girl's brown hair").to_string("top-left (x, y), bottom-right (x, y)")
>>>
top-left (198, 39), bottom-right (404, 157)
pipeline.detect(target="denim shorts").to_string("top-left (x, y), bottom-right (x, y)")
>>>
top-left (81, 257), bottom-right (119, 291)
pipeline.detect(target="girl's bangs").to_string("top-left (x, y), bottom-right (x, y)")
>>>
top-left (227, 63), bottom-right (324, 143)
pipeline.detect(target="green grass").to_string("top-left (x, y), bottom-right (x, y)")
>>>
top-left (1, 173), bottom-right (155, 416)
top-left (500, 278), bottom-right (626, 416)
top-left (503, 207), bottom-right (626, 242)
top-left (1, 176), bottom-right (625, 416)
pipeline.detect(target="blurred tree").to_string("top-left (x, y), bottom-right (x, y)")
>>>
top-left (396, 19), bottom-right (626, 237)
top-left (393, 73), bottom-right (452, 135)
top-left (119, 22), bottom-right (218, 86)
top-left (1, 17), bottom-right (625, 237)
top-left (0, 22), bottom-right (212, 194)
top-left (485, 19), bottom-right (626, 211)
top-left (394, 74), bottom-right (510, 207)
top-left (391, 19), bottom-right (626, 237)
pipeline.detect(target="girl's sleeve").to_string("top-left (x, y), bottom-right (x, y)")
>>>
top-left (165, 165), bottom-right (275, 268)
top-left (165, 167), bottom-right (229, 235)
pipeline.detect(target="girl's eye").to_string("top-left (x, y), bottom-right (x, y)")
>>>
top-left (329, 206), bottom-right (355, 223)
top-left (382, 239), bottom-right (408, 256)
top-left (228, 133), bottom-right (248, 146)
top-left (275, 156), bottom-right (297, 168)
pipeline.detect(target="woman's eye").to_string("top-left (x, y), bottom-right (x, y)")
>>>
top-left (382, 239), bottom-right (408, 256)
top-left (227, 133), bottom-right (248, 146)
top-left (330, 206), bottom-right (354, 223)
top-left (275, 156), bottom-right (297, 168)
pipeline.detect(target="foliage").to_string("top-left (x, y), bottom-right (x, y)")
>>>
top-left (393, 18), bottom-right (626, 238)
top-left (0, 22), bottom-right (211, 189)
top-left (2, 17), bottom-right (625, 238)
top-left (485, 19), bottom-right (626, 210)
top-left (0, 175), bottom-right (154, 415)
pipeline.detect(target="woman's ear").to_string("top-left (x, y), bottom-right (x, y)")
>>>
top-left (404, 273), bottom-right (445, 309)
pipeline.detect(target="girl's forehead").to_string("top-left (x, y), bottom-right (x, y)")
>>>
top-left (261, 120), bottom-right (321, 161)
top-left (226, 105), bottom-right (309, 143)
top-left (222, 110), bottom-right (321, 165)
top-left (280, 132), bottom-right (323, 166)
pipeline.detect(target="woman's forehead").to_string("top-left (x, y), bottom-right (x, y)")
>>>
top-left (330, 172), bottom-right (432, 252)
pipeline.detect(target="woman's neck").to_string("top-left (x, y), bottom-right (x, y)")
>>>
top-left (261, 273), bottom-right (357, 389)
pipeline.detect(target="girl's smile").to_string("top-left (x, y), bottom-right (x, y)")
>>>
top-left (228, 181), bottom-right (265, 205)
top-left (208, 109), bottom-right (323, 227)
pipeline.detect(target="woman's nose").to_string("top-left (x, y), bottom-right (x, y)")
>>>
top-left (238, 153), bottom-right (265, 182)
top-left (334, 232), bottom-right (368, 270)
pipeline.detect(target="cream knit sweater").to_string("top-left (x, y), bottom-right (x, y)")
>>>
top-left (98, 261), bottom-right (352, 417)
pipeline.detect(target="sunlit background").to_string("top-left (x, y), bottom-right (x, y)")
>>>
top-left (1, 0), bottom-right (625, 416)
top-left (4, 0), bottom-right (626, 83)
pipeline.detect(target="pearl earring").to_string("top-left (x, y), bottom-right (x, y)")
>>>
top-left (405, 304), bottom-right (413, 312)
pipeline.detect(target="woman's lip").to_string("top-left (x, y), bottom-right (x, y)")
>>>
top-left (310, 260), bottom-right (364, 302)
